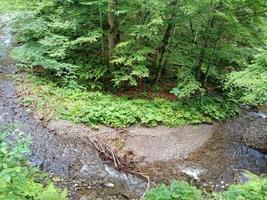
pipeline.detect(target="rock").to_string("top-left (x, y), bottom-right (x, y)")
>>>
top-left (104, 183), bottom-right (115, 188)
top-left (243, 118), bottom-right (267, 153)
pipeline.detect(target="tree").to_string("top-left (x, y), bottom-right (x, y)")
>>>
top-left (11, 0), bottom-right (267, 103)
top-left (107, 0), bottom-right (120, 62)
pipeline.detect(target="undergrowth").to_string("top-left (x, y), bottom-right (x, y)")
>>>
top-left (144, 181), bottom-right (203, 200)
top-left (19, 75), bottom-right (239, 128)
top-left (0, 0), bottom-right (43, 13)
top-left (0, 127), bottom-right (67, 200)
top-left (145, 177), bottom-right (267, 200)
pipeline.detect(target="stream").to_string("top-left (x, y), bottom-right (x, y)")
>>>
top-left (0, 14), bottom-right (266, 199)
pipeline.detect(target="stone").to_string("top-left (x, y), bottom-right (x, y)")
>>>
top-left (104, 183), bottom-right (115, 188)
top-left (243, 118), bottom-right (267, 153)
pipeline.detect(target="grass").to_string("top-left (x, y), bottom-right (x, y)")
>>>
top-left (17, 74), bottom-right (239, 128)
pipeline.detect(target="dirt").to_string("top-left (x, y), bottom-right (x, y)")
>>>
top-left (125, 125), bottom-right (216, 162)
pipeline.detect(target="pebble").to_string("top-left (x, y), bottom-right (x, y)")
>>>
top-left (104, 183), bottom-right (115, 188)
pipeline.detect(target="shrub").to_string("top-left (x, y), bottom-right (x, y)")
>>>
top-left (144, 181), bottom-right (203, 200)
top-left (145, 176), bottom-right (267, 200)
top-left (22, 76), bottom-right (238, 128)
top-left (222, 174), bottom-right (267, 200)
top-left (225, 50), bottom-right (267, 105)
top-left (0, 130), bottom-right (67, 200)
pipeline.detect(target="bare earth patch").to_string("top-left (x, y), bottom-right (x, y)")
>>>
top-left (125, 125), bottom-right (216, 162)
top-left (46, 119), bottom-right (216, 166)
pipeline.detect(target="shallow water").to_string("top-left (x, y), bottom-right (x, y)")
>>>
top-left (181, 111), bottom-right (267, 190)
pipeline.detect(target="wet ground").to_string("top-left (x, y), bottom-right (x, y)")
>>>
top-left (0, 13), bottom-right (266, 199)
top-left (183, 112), bottom-right (267, 190)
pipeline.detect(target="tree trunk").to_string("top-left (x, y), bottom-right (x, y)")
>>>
top-left (195, 16), bottom-right (216, 81)
top-left (108, 0), bottom-right (120, 63)
top-left (155, 23), bottom-right (174, 83)
top-left (203, 28), bottom-right (224, 87)
top-left (196, 1), bottom-right (223, 81)
top-left (98, 0), bottom-right (104, 56)
top-left (155, 0), bottom-right (178, 83)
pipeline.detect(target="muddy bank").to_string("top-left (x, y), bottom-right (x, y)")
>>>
top-left (42, 111), bottom-right (266, 192)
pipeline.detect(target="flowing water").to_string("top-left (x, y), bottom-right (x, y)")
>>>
top-left (181, 111), bottom-right (267, 190)
top-left (0, 14), bottom-right (266, 199)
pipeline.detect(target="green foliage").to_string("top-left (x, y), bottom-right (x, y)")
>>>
top-left (7, 0), bottom-right (267, 105)
top-left (23, 76), bottom-right (237, 128)
top-left (222, 174), bottom-right (267, 200)
top-left (196, 96), bottom-right (239, 120)
top-left (112, 41), bottom-right (151, 86)
top-left (144, 181), bottom-right (203, 200)
top-left (145, 176), bottom-right (267, 200)
top-left (2, 0), bottom-right (266, 131)
top-left (170, 67), bottom-right (205, 98)
top-left (0, 130), bottom-right (67, 200)
top-left (0, 0), bottom-right (44, 12)
top-left (226, 49), bottom-right (267, 105)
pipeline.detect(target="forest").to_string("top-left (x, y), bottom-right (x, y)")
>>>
top-left (0, 0), bottom-right (266, 199)
top-left (0, 0), bottom-right (263, 128)
top-left (10, 0), bottom-right (267, 104)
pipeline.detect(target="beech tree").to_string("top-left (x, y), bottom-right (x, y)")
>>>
top-left (11, 0), bottom-right (267, 104)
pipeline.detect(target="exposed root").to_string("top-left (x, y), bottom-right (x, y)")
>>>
top-left (129, 170), bottom-right (150, 199)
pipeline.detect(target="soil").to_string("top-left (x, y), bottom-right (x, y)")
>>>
top-left (125, 125), bottom-right (216, 162)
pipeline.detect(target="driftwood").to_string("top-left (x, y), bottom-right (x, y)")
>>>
top-left (86, 130), bottom-right (150, 198)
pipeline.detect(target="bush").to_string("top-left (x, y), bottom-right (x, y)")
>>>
top-left (21, 76), bottom-right (238, 128)
top-left (144, 181), bottom-right (203, 200)
top-left (222, 173), bottom-right (267, 200)
top-left (225, 50), bottom-right (267, 105)
top-left (0, 130), bottom-right (67, 200)
top-left (145, 176), bottom-right (267, 200)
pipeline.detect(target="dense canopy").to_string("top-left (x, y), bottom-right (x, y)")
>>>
top-left (7, 0), bottom-right (266, 105)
